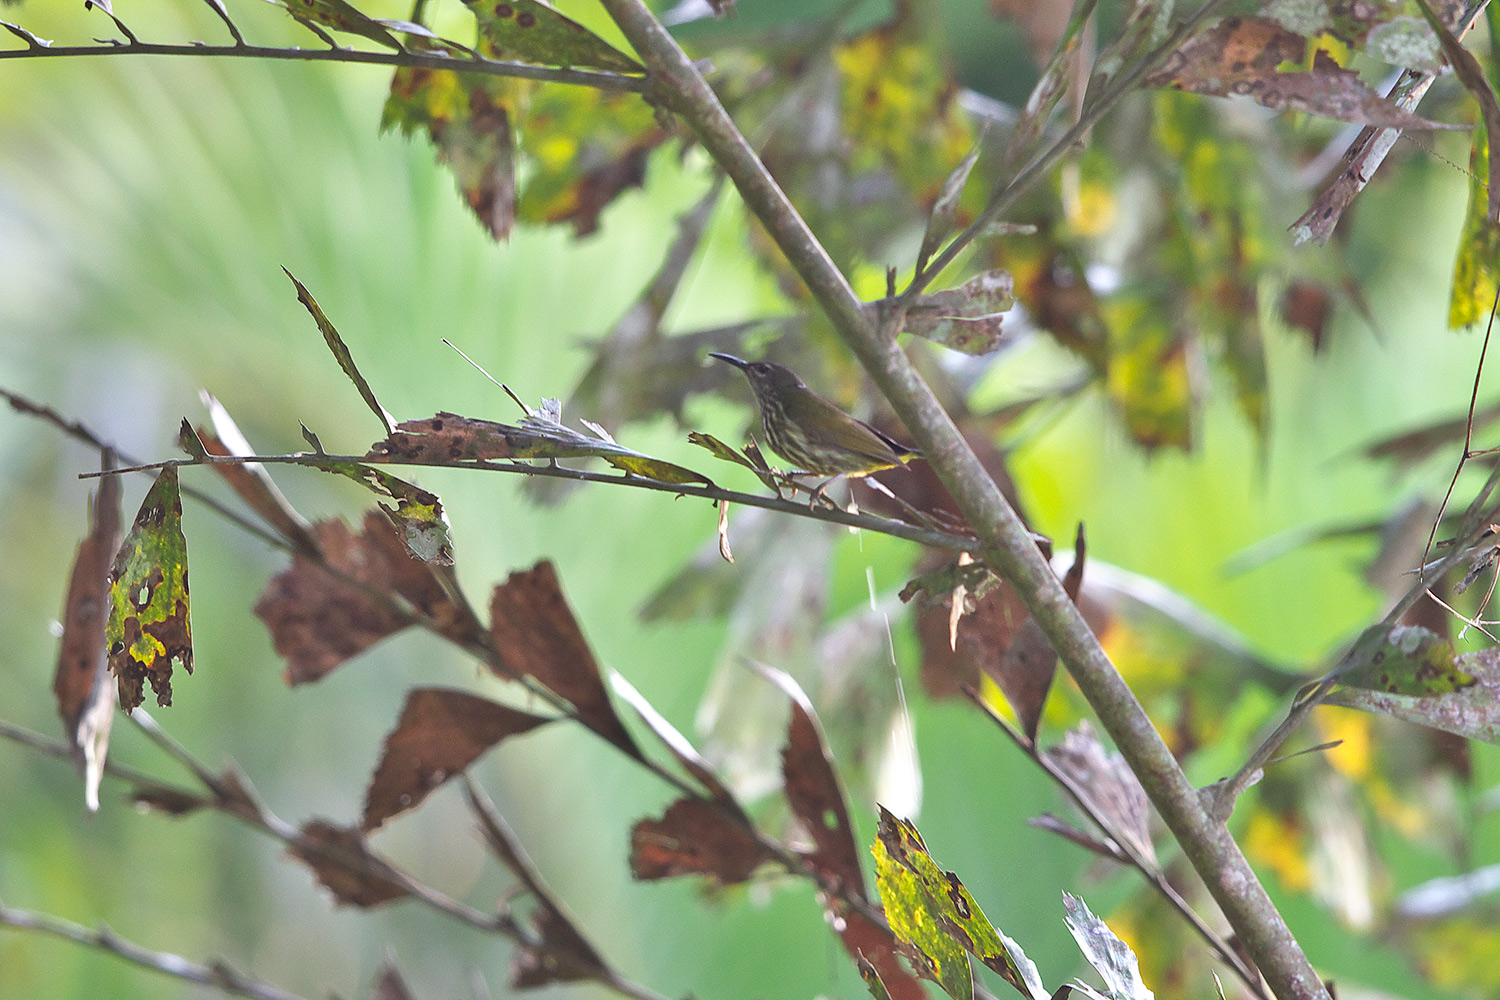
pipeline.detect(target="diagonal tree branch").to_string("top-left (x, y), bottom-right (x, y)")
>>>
top-left (594, 1), bottom-right (1327, 997)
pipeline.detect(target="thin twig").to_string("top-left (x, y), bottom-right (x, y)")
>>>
top-left (0, 901), bottom-right (310, 1000)
top-left (898, 0), bottom-right (1237, 303)
top-left (77, 449), bottom-right (987, 552)
top-left (0, 39), bottom-right (646, 91)
top-left (967, 692), bottom-right (1269, 1000)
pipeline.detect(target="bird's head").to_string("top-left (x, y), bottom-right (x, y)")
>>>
top-left (708, 353), bottom-right (806, 399)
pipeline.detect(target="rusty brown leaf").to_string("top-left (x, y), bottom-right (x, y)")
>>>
top-left (628, 797), bottom-right (774, 884)
top-left (290, 821), bottom-right (407, 907)
top-left (489, 561), bottom-right (642, 758)
top-left (362, 688), bottom-right (552, 831)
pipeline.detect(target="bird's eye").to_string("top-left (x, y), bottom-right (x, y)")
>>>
top-left (751, 364), bottom-right (769, 374)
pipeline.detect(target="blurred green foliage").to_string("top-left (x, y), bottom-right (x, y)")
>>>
top-left (4, 0), bottom-right (1500, 999)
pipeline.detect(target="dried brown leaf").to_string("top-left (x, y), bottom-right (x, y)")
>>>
top-left (255, 512), bottom-right (475, 685)
top-left (628, 797), bottom-right (774, 883)
top-left (55, 459), bottom-right (121, 811)
top-left (362, 688), bottom-right (552, 831)
top-left (291, 821), bottom-right (406, 907)
top-left (489, 561), bottom-right (642, 758)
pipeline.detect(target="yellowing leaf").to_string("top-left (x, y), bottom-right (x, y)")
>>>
top-left (1104, 295), bottom-right (1192, 450)
top-left (106, 467), bottom-right (192, 710)
top-left (1450, 127), bottom-right (1500, 328)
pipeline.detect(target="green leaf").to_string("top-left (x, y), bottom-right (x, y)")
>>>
top-left (106, 466), bottom-right (193, 711)
top-left (1335, 625), bottom-right (1474, 696)
top-left (284, 268), bottom-right (394, 436)
top-left (459, 0), bottom-right (642, 72)
top-left (872, 806), bottom-right (1045, 999)
top-left (271, 0), bottom-right (402, 49)
top-left (1104, 294), bottom-right (1191, 450)
top-left (1327, 647), bottom-right (1500, 744)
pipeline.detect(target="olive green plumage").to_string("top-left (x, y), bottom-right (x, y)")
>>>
top-left (709, 353), bottom-right (918, 479)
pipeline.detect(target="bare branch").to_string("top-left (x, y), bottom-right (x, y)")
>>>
top-left (0, 902), bottom-right (308, 1000)
top-left (0, 39), bottom-right (646, 91)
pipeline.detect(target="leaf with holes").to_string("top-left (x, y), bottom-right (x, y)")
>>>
top-left (362, 688), bottom-right (551, 831)
top-left (106, 467), bottom-right (192, 711)
top-left (1335, 625), bottom-right (1474, 696)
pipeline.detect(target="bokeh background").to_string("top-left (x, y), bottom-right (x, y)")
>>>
top-left (3, 1), bottom-right (1499, 998)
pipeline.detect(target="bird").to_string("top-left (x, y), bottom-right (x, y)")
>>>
top-left (709, 353), bottom-right (919, 501)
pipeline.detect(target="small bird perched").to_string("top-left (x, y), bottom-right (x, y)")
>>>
top-left (709, 353), bottom-right (919, 499)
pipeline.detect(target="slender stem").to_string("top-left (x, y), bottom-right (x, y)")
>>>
top-left (969, 694), bottom-right (1268, 999)
top-left (0, 39), bottom-right (646, 91)
top-left (80, 450), bottom-right (986, 553)
top-left (593, 2), bottom-right (1327, 997)
top-left (0, 901), bottom-right (310, 1000)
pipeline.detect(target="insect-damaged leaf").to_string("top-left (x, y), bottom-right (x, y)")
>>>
top-left (873, 806), bottom-right (1047, 1000)
top-left (1141, 17), bottom-right (1457, 129)
top-left (628, 797), bottom-right (775, 883)
top-left (55, 457), bottom-right (121, 811)
top-left (1334, 624), bottom-right (1474, 696)
top-left (459, 0), bottom-right (642, 72)
top-left (256, 512), bottom-right (477, 685)
top-left (284, 268), bottom-right (395, 436)
top-left (1263, 0), bottom-right (1467, 73)
top-left (1062, 893), bottom-right (1154, 1000)
top-left (489, 561), bottom-right (642, 758)
top-left (904, 271), bottom-right (1015, 356)
top-left (384, 39), bottom-right (522, 241)
top-left (369, 411), bottom-right (713, 488)
top-left (362, 688), bottom-right (551, 831)
top-left (1326, 646), bottom-right (1500, 744)
top-left (106, 466), bottom-right (192, 711)
top-left (310, 458), bottom-right (453, 565)
top-left (270, 0), bottom-right (403, 49)
top-left (290, 820), bottom-right (407, 907)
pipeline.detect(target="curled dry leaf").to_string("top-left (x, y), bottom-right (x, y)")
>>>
top-left (628, 797), bottom-right (774, 884)
top-left (904, 271), bottom-right (1015, 356)
top-left (256, 512), bottom-right (475, 685)
top-left (489, 561), bottom-right (642, 758)
top-left (512, 906), bottom-right (610, 988)
top-left (55, 457), bottom-right (121, 811)
top-left (291, 820), bottom-right (407, 907)
top-left (362, 688), bottom-right (552, 832)
top-left (1062, 893), bottom-right (1153, 1000)
top-left (106, 466), bottom-right (192, 711)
